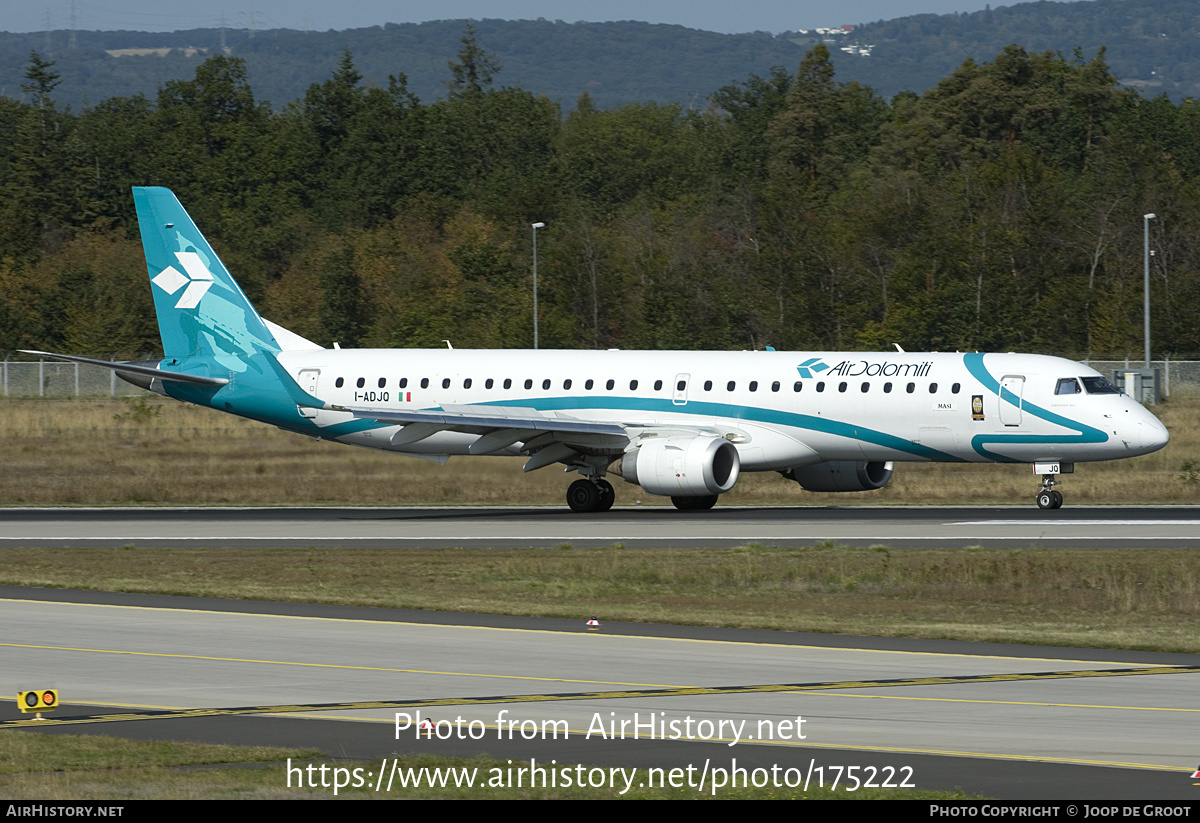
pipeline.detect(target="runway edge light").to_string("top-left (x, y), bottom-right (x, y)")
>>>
top-left (586, 617), bottom-right (600, 630)
top-left (18, 689), bottom-right (58, 717)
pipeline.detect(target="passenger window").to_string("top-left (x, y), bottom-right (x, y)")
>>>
top-left (335, 377), bottom-right (344, 388)
top-left (883, 382), bottom-right (892, 393)
top-left (606, 379), bottom-right (615, 390)
top-left (654, 380), bottom-right (663, 391)
top-left (794, 382), bottom-right (802, 392)
top-left (704, 380), bottom-right (713, 391)
top-left (677, 380), bottom-right (686, 391)
top-left (464, 378), bottom-right (472, 389)
top-left (586, 379), bottom-right (594, 390)
top-left (542, 379), bottom-right (551, 390)
top-left (356, 377), bottom-right (365, 388)
top-left (399, 377), bottom-right (408, 389)
top-left (951, 382), bottom-right (961, 394)
top-left (630, 379), bottom-right (638, 390)
top-left (929, 382), bottom-right (938, 393)
top-left (564, 379), bottom-right (572, 390)
top-left (442, 378), bottom-right (451, 389)
top-left (906, 382), bottom-right (914, 393)
top-left (727, 381), bottom-right (736, 391)
top-left (485, 378), bottom-right (493, 389)
top-left (816, 382), bottom-right (825, 392)
top-left (421, 378), bottom-right (429, 389)
top-left (838, 382), bottom-right (847, 392)
top-left (772, 381), bottom-right (780, 392)
top-left (503, 378), bottom-right (512, 389)
top-left (524, 379), bottom-right (533, 390)
top-left (861, 382), bottom-right (869, 393)
top-left (749, 381), bottom-right (758, 392)
top-left (378, 377), bottom-right (386, 389)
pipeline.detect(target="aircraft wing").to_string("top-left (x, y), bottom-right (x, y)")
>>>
top-left (345, 405), bottom-right (627, 436)
top-left (340, 404), bottom-right (640, 467)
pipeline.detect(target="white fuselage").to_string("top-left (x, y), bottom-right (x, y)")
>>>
top-left (275, 349), bottom-right (1167, 470)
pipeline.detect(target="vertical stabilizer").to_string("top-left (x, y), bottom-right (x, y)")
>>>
top-left (133, 186), bottom-right (279, 358)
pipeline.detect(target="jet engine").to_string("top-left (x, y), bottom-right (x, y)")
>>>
top-left (619, 436), bottom-right (741, 497)
top-left (784, 460), bottom-right (893, 492)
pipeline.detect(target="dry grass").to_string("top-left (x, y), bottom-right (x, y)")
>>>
top-left (5, 544), bottom-right (1200, 653)
top-left (0, 731), bottom-right (315, 775)
top-left (0, 733), bottom-right (964, 799)
top-left (0, 396), bottom-right (1197, 506)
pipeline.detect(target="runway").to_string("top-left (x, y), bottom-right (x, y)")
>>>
top-left (1, 505), bottom-right (1199, 548)
top-left (3, 588), bottom-right (1200, 799)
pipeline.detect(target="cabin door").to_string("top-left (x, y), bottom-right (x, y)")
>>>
top-left (672, 373), bottom-right (690, 406)
top-left (297, 369), bottom-right (320, 418)
top-left (999, 375), bottom-right (1024, 427)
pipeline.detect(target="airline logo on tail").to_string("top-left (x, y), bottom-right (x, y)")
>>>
top-left (151, 237), bottom-right (216, 309)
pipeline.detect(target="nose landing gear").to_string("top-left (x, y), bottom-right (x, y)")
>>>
top-left (1033, 462), bottom-right (1071, 509)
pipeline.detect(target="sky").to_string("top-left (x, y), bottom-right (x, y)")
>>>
top-left (6, 0), bottom-right (1085, 36)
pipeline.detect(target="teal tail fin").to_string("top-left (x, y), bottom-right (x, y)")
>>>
top-left (133, 186), bottom-right (279, 358)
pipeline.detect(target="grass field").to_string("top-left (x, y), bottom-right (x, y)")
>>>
top-left (1, 396), bottom-right (1197, 506)
top-left (4, 543), bottom-right (1200, 652)
top-left (0, 733), bottom-right (971, 799)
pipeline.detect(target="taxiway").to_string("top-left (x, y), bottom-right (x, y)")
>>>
top-left (2, 588), bottom-right (1198, 799)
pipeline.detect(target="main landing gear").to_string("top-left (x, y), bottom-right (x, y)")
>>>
top-left (1036, 473), bottom-right (1063, 510)
top-left (567, 478), bottom-right (615, 513)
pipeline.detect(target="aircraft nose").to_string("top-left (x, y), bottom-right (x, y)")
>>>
top-left (1139, 414), bottom-right (1169, 452)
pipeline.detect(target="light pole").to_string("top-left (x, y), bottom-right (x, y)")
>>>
top-left (1144, 213), bottom-right (1155, 369)
top-left (532, 222), bottom-right (545, 349)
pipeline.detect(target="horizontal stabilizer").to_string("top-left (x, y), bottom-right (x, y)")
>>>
top-left (19, 350), bottom-right (229, 387)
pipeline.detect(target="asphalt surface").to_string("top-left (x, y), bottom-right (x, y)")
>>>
top-left (1, 504), bottom-right (1198, 548)
top-left (3, 586), bottom-right (1200, 800)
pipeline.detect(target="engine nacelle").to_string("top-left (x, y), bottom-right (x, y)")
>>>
top-left (785, 460), bottom-right (893, 492)
top-left (620, 436), bottom-right (741, 497)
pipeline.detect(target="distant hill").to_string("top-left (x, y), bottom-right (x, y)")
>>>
top-left (0, 19), bottom-right (812, 111)
top-left (1, 1), bottom-right (1197, 111)
top-left (832, 0), bottom-right (1200, 101)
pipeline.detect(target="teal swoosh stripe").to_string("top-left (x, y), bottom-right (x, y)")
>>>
top-left (477, 395), bottom-right (964, 462)
top-left (963, 353), bottom-right (1107, 462)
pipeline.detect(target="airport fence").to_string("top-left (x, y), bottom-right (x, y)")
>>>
top-left (1, 358), bottom-right (148, 398)
top-left (1083, 359), bottom-right (1200, 399)
top-left (1, 355), bottom-right (1199, 399)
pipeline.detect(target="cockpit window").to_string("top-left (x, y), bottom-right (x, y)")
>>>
top-left (1055, 378), bottom-right (1081, 395)
top-left (1081, 376), bottom-right (1119, 395)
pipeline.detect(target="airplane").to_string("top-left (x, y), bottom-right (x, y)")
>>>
top-left (25, 187), bottom-right (1170, 512)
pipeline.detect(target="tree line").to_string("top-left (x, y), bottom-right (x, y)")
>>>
top-left (1, 32), bottom-right (1198, 361)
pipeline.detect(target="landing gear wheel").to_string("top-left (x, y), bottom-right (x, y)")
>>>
top-left (596, 479), bottom-right (615, 512)
top-left (567, 479), bottom-right (601, 513)
top-left (1035, 472), bottom-right (1063, 510)
top-left (671, 494), bottom-right (719, 511)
